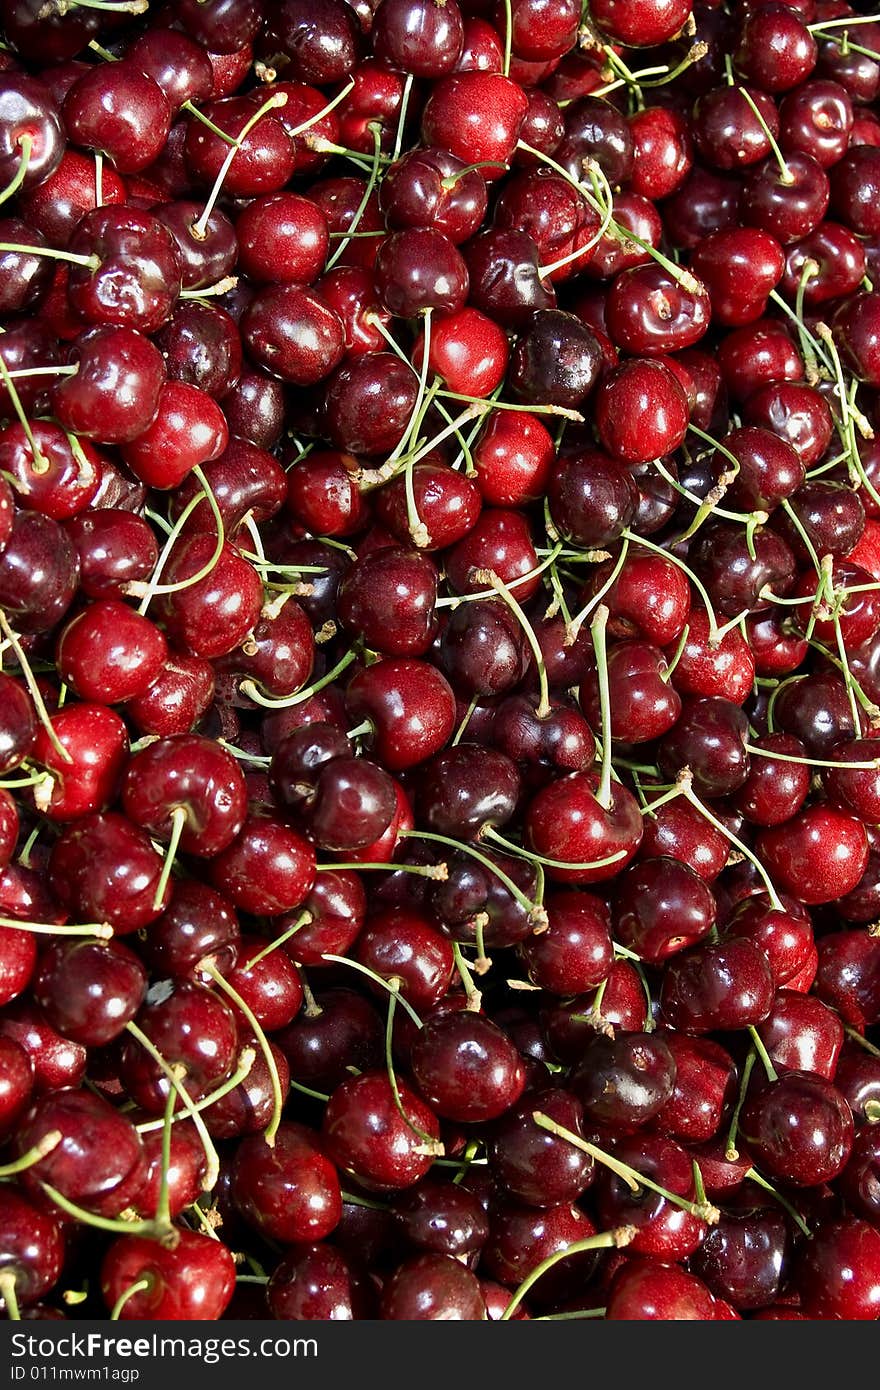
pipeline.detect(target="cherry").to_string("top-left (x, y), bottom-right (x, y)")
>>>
top-left (490, 1087), bottom-right (594, 1207)
top-left (392, 1178), bottom-right (488, 1257)
top-left (0, 999), bottom-right (85, 1095)
top-left (757, 805), bottom-right (868, 905)
top-left (339, 547), bottom-right (437, 655)
top-left (691, 1199), bottom-right (788, 1313)
top-left (606, 1258), bottom-right (722, 1321)
top-left (122, 733), bottom-right (247, 860)
top-left (119, 978), bottom-right (238, 1114)
top-left (18, 149), bottom-right (125, 249)
top-left (654, 1033), bottom-right (736, 1145)
top-left (268, 1243), bottom-right (373, 1320)
top-left (590, 0), bottom-right (691, 47)
top-left (812, 930), bottom-right (880, 1033)
top-left (0, 1190), bottom-right (63, 1313)
top-left (421, 72), bottom-right (528, 173)
top-left (326, 353), bottom-right (419, 455)
top-left (64, 509), bottom-right (158, 600)
top-left (0, 510), bottom-right (79, 634)
top-left (275, 869), bottom-right (366, 967)
top-left (463, 228), bottom-right (555, 328)
top-left (595, 1133), bottom-right (708, 1261)
top-left (0, 673), bottom-right (36, 775)
top-left (694, 85), bottom-right (779, 171)
top-left (277, 988), bottom-right (384, 1093)
top-left (741, 151), bottom-right (830, 245)
top-left (547, 448), bottom-right (637, 548)
top-left (64, 62), bottom-right (171, 174)
top-left (184, 96), bottom-right (296, 198)
top-left (154, 535), bottom-right (263, 661)
top-left (222, 365), bottom-right (286, 449)
top-left (0, 1033), bottom-right (33, 1138)
top-left (322, 1071), bottom-right (440, 1190)
top-left (49, 811), bottom-right (169, 934)
top-left (839, 1126), bottom-right (880, 1225)
top-left (409, 1010), bottom-right (525, 1122)
top-left (56, 599), bottom-right (168, 705)
top-left (33, 938), bottom-right (146, 1047)
top-left (0, 72), bottom-right (63, 194)
top-left (735, 4), bottom-right (818, 92)
top-left (375, 462), bottom-right (482, 552)
top-left (356, 910), bottom-right (454, 1011)
top-left (381, 1252), bottom-right (485, 1320)
top-left (53, 325), bottom-right (166, 445)
top-left (557, 94), bottom-right (634, 186)
top-left (756, 989), bottom-right (844, 1080)
top-left (445, 507), bottom-right (539, 600)
top-left (125, 652), bottom-right (216, 739)
top-left (692, 227), bottom-right (785, 326)
top-left (796, 1218), bottom-right (880, 1320)
top-left (416, 743), bottom-right (520, 840)
top-left (380, 147), bottom-right (487, 245)
top-left (210, 814), bottom-right (316, 916)
top-left (658, 697), bottom-right (751, 798)
top-left (741, 1071), bottom-right (853, 1187)
top-left (101, 1229), bottom-right (235, 1321)
top-left (606, 263), bottom-right (711, 356)
top-left (232, 1123), bottom-right (341, 1243)
top-left (156, 302), bottom-right (241, 397)
top-left (660, 937), bottom-right (774, 1033)
top-left (595, 359), bottom-right (690, 467)
top-left (483, 1201), bottom-right (598, 1293)
top-left (831, 146), bottom-right (880, 238)
top-left (18, 1087), bottom-right (145, 1217)
top-left (614, 857), bottom-right (717, 964)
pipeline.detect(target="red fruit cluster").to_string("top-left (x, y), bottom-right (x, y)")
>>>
top-left (0, 0), bottom-right (879, 1327)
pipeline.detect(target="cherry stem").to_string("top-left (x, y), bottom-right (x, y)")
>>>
top-left (500, 1226), bottom-right (635, 1321)
top-left (0, 1271), bottom-right (20, 1321)
top-left (865, 1100), bottom-right (880, 1122)
top-left (843, 1025), bottom-right (880, 1060)
top-left (40, 1180), bottom-right (170, 1242)
top-left (808, 15), bottom-right (880, 33)
top-left (0, 1129), bottom-right (62, 1178)
top-left (738, 87), bottom-right (794, 184)
top-left (320, 952), bottom-right (424, 1028)
top-left (681, 774), bottom-right (785, 911)
top-left (745, 1168), bottom-right (812, 1239)
top-left (240, 646), bottom-right (357, 708)
top-left (0, 241), bottom-right (98, 269)
top-left (290, 1080), bottom-right (330, 1102)
top-left (532, 1112), bottom-right (720, 1222)
top-left (384, 987), bottom-right (443, 1151)
top-left (482, 825), bottom-right (626, 880)
top-left (204, 963), bottom-right (284, 1147)
top-left (0, 134), bottom-right (33, 209)
top-left (401, 829), bottom-right (548, 929)
top-left (247, 912), bottom-right (313, 970)
top-left (439, 161), bottom-right (505, 190)
top-left (438, 387), bottom-right (584, 423)
top-left (124, 1021), bottom-right (220, 1193)
top-left (781, 497), bottom-right (823, 576)
top-left (726, 1049), bottom-right (756, 1161)
top-left (391, 72), bottom-right (414, 164)
top-left (436, 542), bottom-right (564, 609)
top-left (181, 103), bottom-right (237, 147)
top-left (347, 719), bottom-right (372, 741)
top-left (565, 537), bottom-right (630, 643)
top-left (135, 1048), bottom-right (257, 1134)
top-left (452, 693), bottom-right (479, 746)
top-left (153, 1083), bottom-right (176, 1231)
top-left (40, 0), bottom-right (148, 13)
top-left (192, 92), bottom-right (288, 239)
top-left (180, 275), bottom-right (239, 300)
top-left (472, 567), bottom-right (551, 718)
top-left (0, 614), bottom-right (73, 766)
top-left (109, 1277), bottom-right (152, 1321)
top-left (152, 806), bottom-right (187, 910)
top-left (324, 124), bottom-right (383, 273)
top-left (0, 915), bottom-right (112, 938)
top-left (451, 942), bottom-right (482, 1010)
top-left (748, 1025), bottom-right (779, 1084)
top-left (317, 860), bottom-right (448, 879)
top-left (590, 603), bottom-right (614, 810)
top-left (662, 622), bottom-right (691, 684)
top-left (745, 742), bottom-right (880, 771)
top-left (0, 341), bottom-right (52, 475)
top-left (137, 466), bottom-right (225, 612)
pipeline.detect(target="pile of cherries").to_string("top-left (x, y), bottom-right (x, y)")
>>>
top-left (2, 0), bottom-right (880, 1324)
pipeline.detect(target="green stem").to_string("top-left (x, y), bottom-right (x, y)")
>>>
top-left (500, 1228), bottom-right (634, 1320)
top-left (109, 1277), bottom-right (152, 1321)
top-left (204, 964), bottom-right (285, 1147)
top-left (152, 806), bottom-right (187, 910)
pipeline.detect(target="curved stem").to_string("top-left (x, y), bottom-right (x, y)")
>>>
top-left (0, 613), bottom-right (73, 766)
top-left (590, 604), bottom-right (613, 810)
top-left (135, 1047), bottom-right (256, 1133)
top-left (500, 1227), bottom-right (634, 1320)
top-left (400, 829), bottom-right (547, 928)
top-left (738, 87), bottom-right (793, 184)
top-left (726, 1050), bottom-right (756, 1162)
top-left (246, 912), bottom-right (313, 970)
top-left (0, 241), bottom-right (98, 269)
top-left (0, 916), bottom-right (112, 938)
top-left (109, 1277), bottom-right (152, 1321)
top-left (320, 953), bottom-right (424, 1028)
top-left (240, 646), bottom-right (357, 708)
top-left (152, 806), bottom-right (187, 910)
top-left (0, 339), bottom-right (51, 474)
top-left (472, 567), bottom-right (551, 718)
top-left (124, 1021), bottom-right (220, 1193)
top-left (0, 1271), bottom-right (20, 1320)
top-left (0, 134), bottom-right (32, 209)
top-left (482, 826), bottom-right (627, 875)
top-left (192, 93), bottom-right (289, 239)
top-left (0, 1129), bottom-right (62, 1178)
top-left (204, 963), bottom-right (285, 1147)
top-left (324, 124), bottom-right (383, 273)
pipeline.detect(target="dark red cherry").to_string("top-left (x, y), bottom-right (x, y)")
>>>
top-left (56, 600), bottom-right (168, 705)
top-left (421, 72), bottom-right (528, 173)
top-left (232, 1123), bottom-right (341, 1243)
top-left (345, 658), bottom-right (456, 771)
top-left (118, 980), bottom-right (238, 1113)
top-left (756, 989), bottom-right (844, 1080)
top-left (210, 814), bottom-right (316, 917)
top-left (606, 263), bottom-right (711, 356)
top-left (526, 771), bottom-right (643, 885)
top-left (49, 811), bottom-right (169, 934)
top-left (795, 1218), bottom-right (880, 1321)
top-left (735, 4), bottom-right (818, 93)
top-left (392, 1178), bottom-right (488, 1257)
top-left (63, 62), bottom-right (171, 174)
top-left (268, 1242), bottom-right (373, 1320)
top-left (741, 1071), bottom-right (853, 1187)
top-left (758, 805), bottom-right (869, 905)
top-left (660, 937), bottom-right (774, 1033)
top-left (339, 548), bottom-right (437, 656)
top-left (53, 325), bottom-right (165, 445)
top-left (409, 1011), bottom-right (525, 1122)
top-left (0, 1189), bottom-right (63, 1309)
top-left (614, 857), bottom-right (717, 964)
top-left (326, 353), bottom-right (419, 456)
top-left (142, 879), bottom-right (239, 984)
top-left (101, 1229), bottom-right (235, 1321)
top-left (33, 938), bottom-right (146, 1047)
top-left (322, 1071), bottom-right (440, 1190)
top-left (18, 1088), bottom-right (145, 1217)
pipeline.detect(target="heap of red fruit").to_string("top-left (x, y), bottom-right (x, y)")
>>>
top-left (0, 0), bottom-right (880, 1324)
